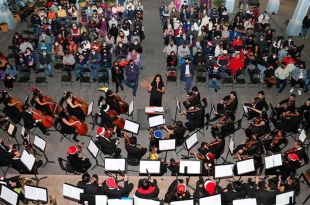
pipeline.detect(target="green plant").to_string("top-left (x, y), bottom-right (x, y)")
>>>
top-left (214, 0), bottom-right (225, 8)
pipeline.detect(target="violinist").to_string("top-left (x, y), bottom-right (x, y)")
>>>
top-left (164, 180), bottom-right (191, 203)
top-left (275, 94), bottom-right (296, 117)
top-left (197, 136), bottom-right (225, 159)
top-left (191, 152), bottom-right (215, 176)
top-left (163, 121), bottom-right (186, 146)
top-left (210, 112), bottom-right (235, 138)
top-left (96, 127), bottom-right (121, 157)
top-left (21, 104), bottom-right (50, 136)
top-left (284, 140), bottom-right (309, 165)
top-left (57, 108), bottom-right (80, 142)
top-left (11, 149), bottom-right (43, 174)
top-left (233, 136), bottom-right (260, 159)
top-left (183, 86), bottom-right (200, 109)
top-left (299, 98), bottom-right (310, 131)
top-left (0, 138), bottom-right (14, 166)
top-left (181, 104), bottom-right (205, 132)
top-left (211, 91), bottom-right (238, 121)
top-left (62, 91), bottom-right (86, 122)
top-left (135, 178), bottom-right (160, 199)
top-left (31, 88), bottom-right (53, 116)
top-left (67, 145), bottom-right (91, 173)
top-left (100, 176), bottom-right (134, 199)
top-left (277, 105), bottom-right (301, 132)
top-left (244, 91), bottom-right (269, 120)
top-left (1, 91), bottom-right (23, 123)
top-left (262, 130), bottom-right (286, 153)
top-left (123, 133), bottom-right (147, 161)
top-left (193, 179), bottom-right (219, 198)
top-left (245, 109), bottom-right (270, 139)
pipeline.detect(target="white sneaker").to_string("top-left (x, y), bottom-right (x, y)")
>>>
top-left (289, 88), bottom-right (294, 93)
top-left (298, 90), bottom-right (301, 95)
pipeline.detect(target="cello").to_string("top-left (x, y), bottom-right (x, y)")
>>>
top-left (68, 115), bottom-right (88, 136)
top-left (42, 95), bottom-right (62, 114)
top-left (32, 109), bottom-right (55, 128)
top-left (9, 97), bottom-right (24, 113)
top-left (108, 109), bottom-right (125, 129)
top-left (111, 94), bottom-right (129, 114)
top-left (72, 96), bottom-right (89, 116)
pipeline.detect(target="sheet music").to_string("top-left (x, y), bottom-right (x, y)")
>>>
top-left (145, 107), bottom-right (155, 113)
top-left (133, 196), bottom-right (160, 205)
top-left (0, 185), bottom-right (18, 205)
top-left (21, 126), bottom-right (26, 136)
top-left (95, 195), bottom-right (107, 205)
top-left (215, 164), bottom-right (234, 178)
top-left (34, 135), bottom-right (46, 152)
top-left (7, 123), bottom-right (15, 136)
top-left (299, 129), bottom-right (306, 142)
top-left (265, 154), bottom-right (283, 169)
top-left (185, 133), bottom-right (198, 150)
top-left (148, 115), bottom-right (165, 127)
top-left (170, 199), bottom-right (194, 205)
top-left (276, 191), bottom-right (294, 205)
top-left (63, 184), bottom-right (84, 201)
top-left (104, 158), bottom-right (126, 171)
top-left (273, 154), bottom-right (283, 167)
top-left (229, 138), bottom-right (234, 154)
top-left (129, 100), bottom-right (134, 116)
top-left (124, 120), bottom-right (140, 134)
top-left (236, 159), bottom-right (255, 175)
top-left (24, 185), bottom-right (47, 202)
top-left (243, 105), bottom-right (249, 115)
top-left (154, 107), bottom-right (164, 112)
top-left (87, 101), bottom-right (93, 116)
top-left (139, 160), bottom-right (161, 174)
top-left (233, 198), bottom-right (257, 205)
top-left (199, 194), bottom-right (222, 204)
top-left (87, 140), bottom-right (99, 158)
top-left (179, 160), bottom-right (201, 174)
top-left (20, 150), bottom-right (36, 171)
top-left (159, 139), bottom-right (176, 151)
top-left (107, 198), bottom-right (133, 205)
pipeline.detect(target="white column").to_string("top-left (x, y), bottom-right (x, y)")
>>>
top-left (225, 0), bottom-right (235, 14)
top-left (266, 0), bottom-right (280, 14)
top-left (286, 0), bottom-right (310, 36)
top-left (0, 0), bottom-right (15, 29)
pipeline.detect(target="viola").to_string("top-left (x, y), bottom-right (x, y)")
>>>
top-left (111, 94), bottom-right (129, 114)
top-left (32, 109), bottom-right (55, 128)
top-left (9, 97), bottom-right (24, 113)
top-left (68, 116), bottom-right (88, 136)
top-left (73, 96), bottom-right (89, 116)
top-left (42, 95), bottom-right (62, 114)
top-left (108, 110), bottom-right (125, 129)
top-left (245, 140), bottom-right (257, 149)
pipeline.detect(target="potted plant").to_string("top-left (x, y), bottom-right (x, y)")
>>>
top-left (214, 0), bottom-right (225, 8)
top-left (0, 22), bottom-right (9, 32)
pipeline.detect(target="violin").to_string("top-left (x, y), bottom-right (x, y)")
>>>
top-left (251, 97), bottom-right (261, 108)
top-left (72, 96), bottom-right (89, 116)
top-left (32, 109), bottom-right (55, 128)
top-left (272, 134), bottom-right (283, 146)
top-left (108, 110), bottom-right (125, 129)
top-left (285, 148), bottom-right (297, 155)
top-left (42, 95), bottom-right (62, 114)
top-left (202, 139), bottom-right (221, 150)
top-left (245, 140), bottom-right (257, 149)
top-left (9, 97), bottom-right (24, 112)
top-left (68, 116), bottom-right (88, 136)
top-left (111, 94), bottom-right (129, 114)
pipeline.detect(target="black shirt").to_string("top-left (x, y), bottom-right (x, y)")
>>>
top-left (150, 81), bottom-right (164, 102)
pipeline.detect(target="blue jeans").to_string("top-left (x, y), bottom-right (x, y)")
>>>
top-left (90, 64), bottom-right (100, 80)
top-left (75, 64), bottom-right (88, 78)
top-left (208, 79), bottom-right (221, 89)
top-left (302, 27), bottom-right (309, 38)
top-left (125, 78), bottom-right (138, 96)
top-left (304, 78), bottom-right (310, 91)
top-left (184, 76), bottom-right (193, 92)
top-left (276, 78), bottom-right (287, 93)
top-left (40, 64), bottom-right (52, 76)
top-left (257, 64), bottom-right (266, 81)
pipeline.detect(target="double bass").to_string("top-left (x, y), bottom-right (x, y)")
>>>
top-left (68, 115), bottom-right (88, 136)
top-left (32, 109), bottom-right (55, 128)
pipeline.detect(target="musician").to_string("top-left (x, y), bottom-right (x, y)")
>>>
top-left (248, 177), bottom-right (277, 205)
top-left (183, 86), bottom-right (200, 109)
top-left (124, 133), bottom-right (147, 161)
top-left (67, 145), bottom-right (91, 173)
top-left (77, 173), bottom-right (99, 195)
top-left (96, 127), bottom-right (121, 157)
top-left (193, 179), bottom-right (218, 198)
top-left (221, 181), bottom-right (247, 204)
top-left (100, 176), bottom-right (134, 199)
top-left (198, 136), bottom-right (225, 159)
top-left (0, 175), bottom-right (28, 203)
top-left (0, 138), bottom-right (13, 166)
top-left (212, 91), bottom-right (238, 121)
top-left (57, 108), bottom-right (80, 142)
top-left (192, 152), bottom-right (215, 176)
top-left (277, 106), bottom-right (301, 132)
top-left (0, 91), bottom-right (22, 123)
top-left (244, 91), bottom-right (269, 119)
top-left (148, 74), bottom-right (165, 106)
top-left (284, 140), bottom-right (309, 165)
top-left (181, 104), bottom-right (205, 132)
top-left (262, 130), bottom-right (286, 153)
top-left (62, 91), bottom-right (85, 122)
top-left (163, 121), bottom-right (186, 146)
top-left (245, 110), bottom-right (270, 139)
top-left (105, 89), bottom-right (121, 114)
top-left (164, 180), bottom-right (191, 203)
top-left (11, 149), bottom-right (43, 174)
top-left (149, 146), bottom-right (159, 160)
top-left (275, 94), bottom-right (296, 117)
top-left (31, 88), bottom-right (53, 116)
top-left (135, 178), bottom-right (160, 199)
top-left (21, 104), bottom-right (50, 136)
top-left (210, 112), bottom-right (235, 138)
top-left (233, 136), bottom-right (261, 158)
top-left (300, 98), bottom-right (310, 131)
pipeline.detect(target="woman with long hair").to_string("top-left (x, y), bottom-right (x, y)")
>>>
top-left (148, 74), bottom-right (165, 106)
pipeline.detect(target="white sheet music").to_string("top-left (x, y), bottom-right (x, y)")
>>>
top-left (276, 191), bottom-right (294, 205)
top-left (107, 198), bottom-right (133, 205)
top-left (233, 198), bottom-right (257, 205)
top-left (199, 194), bottom-right (222, 205)
top-left (186, 133), bottom-right (198, 150)
top-left (21, 126), bottom-right (26, 136)
top-left (104, 158), bottom-right (126, 171)
top-left (87, 101), bottom-right (93, 116)
top-left (179, 160), bottom-right (201, 174)
top-left (265, 154), bottom-right (283, 169)
top-left (298, 129), bottom-right (306, 143)
top-left (148, 115), bottom-right (165, 127)
top-left (63, 183), bottom-right (84, 201)
top-left (139, 160), bottom-right (161, 174)
top-left (145, 107), bottom-right (155, 113)
top-left (87, 140), bottom-right (99, 158)
top-left (7, 123), bottom-right (15, 136)
top-left (133, 196), bottom-right (160, 205)
top-left (236, 159), bottom-right (255, 175)
top-left (159, 139), bottom-right (176, 151)
top-left (128, 100), bottom-right (134, 116)
top-left (24, 185), bottom-right (47, 202)
top-left (229, 138), bottom-right (235, 154)
top-left (34, 135), bottom-right (46, 152)
top-left (243, 105), bottom-right (249, 116)
top-left (0, 185), bottom-right (18, 205)
top-left (170, 199), bottom-right (194, 205)
top-left (20, 150), bottom-right (36, 171)
top-left (95, 195), bottom-right (107, 205)
top-left (215, 164), bottom-right (234, 178)
top-left (154, 107), bottom-right (164, 112)
top-left (124, 120), bottom-right (140, 134)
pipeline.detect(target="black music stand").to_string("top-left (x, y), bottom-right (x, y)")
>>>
top-left (159, 139), bottom-right (176, 162)
top-left (178, 132), bottom-right (198, 157)
top-left (179, 160), bottom-right (202, 191)
top-left (174, 97), bottom-right (181, 123)
top-left (6, 122), bottom-right (20, 148)
top-left (21, 127), bottom-right (40, 157)
top-left (221, 136), bottom-right (234, 164)
top-left (33, 135), bottom-right (55, 167)
top-left (123, 119), bottom-right (140, 137)
top-left (128, 100), bottom-right (134, 121)
top-left (87, 140), bottom-right (104, 170)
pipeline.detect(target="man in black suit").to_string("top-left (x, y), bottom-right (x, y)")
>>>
top-left (67, 146), bottom-right (91, 173)
top-left (11, 150), bottom-right (43, 174)
top-left (248, 177), bottom-right (278, 205)
top-left (0, 138), bottom-right (13, 166)
top-left (100, 176), bottom-right (133, 199)
top-left (293, 140), bottom-right (309, 164)
top-left (182, 104), bottom-right (205, 132)
top-left (244, 91), bottom-right (269, 119)
top-left (77, 173), bottom-right (99, 195)
top-left (221, 181), bottom-right (247, 204)
top-left (183, 86), bottom-right (201, 109)
top-left (135, 178), bottom-right (160, 199)
top-left (124, 135), bottom-right (147, 161)
top-left (164, 179), bottom-right (191, 203)
top-left (96, 127), bottom-right (121, 157)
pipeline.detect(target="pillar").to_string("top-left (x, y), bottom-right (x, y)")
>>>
top-left (226, 0), bottom-right (235, 14)
top-left (266, 0), bottom-right (280, 14)
top-left (0, 0), bottom-right (15, 30)
top-left (286, 0), bottom-right (310, 36)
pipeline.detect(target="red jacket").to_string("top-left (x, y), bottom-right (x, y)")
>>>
top-left (228, 52), bottom-right (245, 75)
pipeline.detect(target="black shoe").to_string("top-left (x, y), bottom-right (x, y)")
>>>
top-left (43, 132), bottom-right (50, 136)
top-left (48, 75), bottom-right (53, 77)
top-left (92, 79), bottom-right (97, 83)
top-left (73, 138), bottom-right (79, 142)
top-left (120, 86), bottom-right (124, 91)
top-left (215, 88), bottom-right (218, 92)
top-left (75, 77), bottom-right (80, 81)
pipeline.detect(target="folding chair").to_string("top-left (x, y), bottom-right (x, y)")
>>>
top-left (235, 70), bottom-right (246, 88)
top-left (17, 69), bottom-right (31, 88)
top-left (79, 68), bottom-right (92, 88)
top-left (61, 68), bottom-right (73, 87)
top-left (0, 163), bottom-right (11, 176)
top-left (35, 68), bottom-right (47, 87)
top-left (58, 158), bottom-right (76, 174)
top-left (97, 68), bottom-right (109, 85)
top-left (221, 73), bottom-right (234, 90)
top-left (166, 67), bottom-right (177, 86)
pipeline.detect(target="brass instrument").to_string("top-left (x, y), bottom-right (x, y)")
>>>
top-left (19, 176), bottom-right (34, 187)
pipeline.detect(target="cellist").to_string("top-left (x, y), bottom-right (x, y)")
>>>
top-left (62, 91), bottom-right (86, 122)
top-left (1, 91), bottom-right (23, 123)
top-left (57, 108), bottom-right (80, 142)
top-left (31, 88), bottom-right (53, 116)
